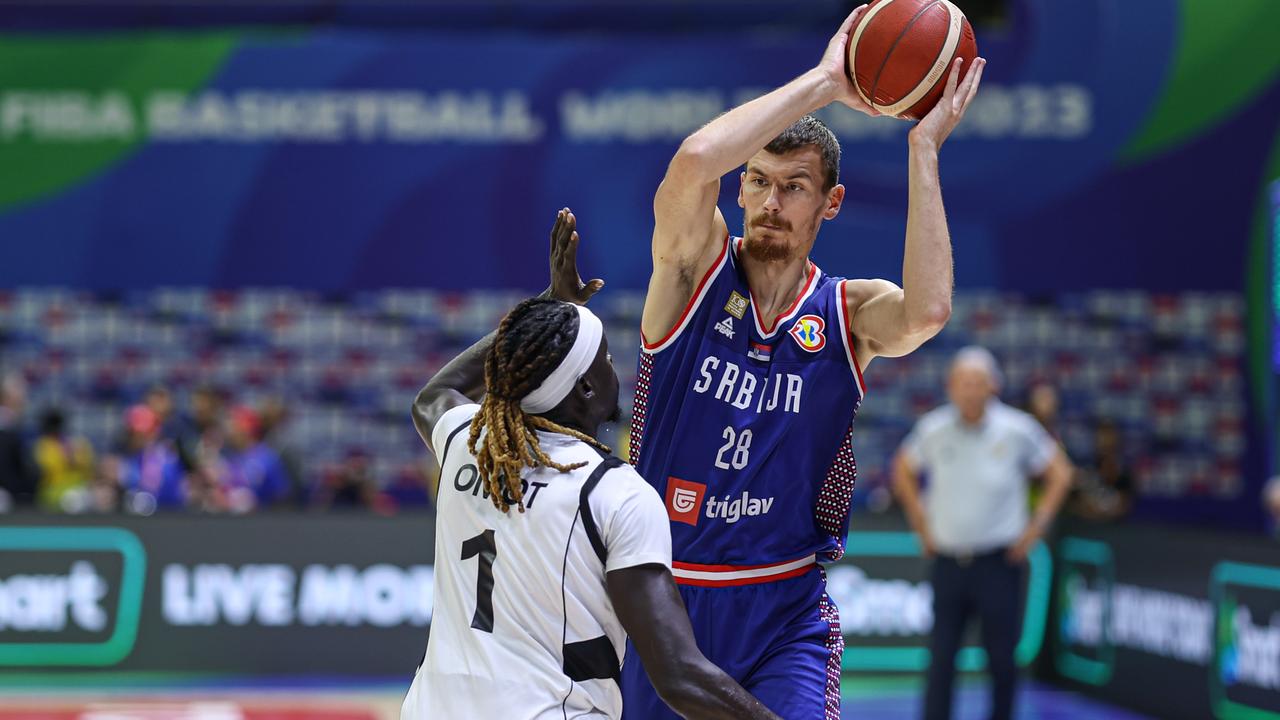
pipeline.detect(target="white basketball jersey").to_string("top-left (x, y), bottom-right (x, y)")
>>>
top-left (403, 404), bottom-right (672, 720)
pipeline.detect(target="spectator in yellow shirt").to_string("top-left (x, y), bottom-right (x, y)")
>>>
top-left (34, 408), bottom-right (94, 512)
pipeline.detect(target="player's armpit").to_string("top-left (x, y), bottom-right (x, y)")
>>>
top-left (846, 278), bottom-right (948, 366)
top-left (606, 565), bottom-right (780, 720)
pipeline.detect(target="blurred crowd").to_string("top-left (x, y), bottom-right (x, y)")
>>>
top-left (1022, 380), bottom-right (1134, 523)
top-left (0, 372), bottom-right (432, 515)
top-left (0, 354), bottom-right (1140, 524)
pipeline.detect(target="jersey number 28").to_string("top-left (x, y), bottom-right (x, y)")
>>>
top-left (714, 425), bottom-right (753, 470)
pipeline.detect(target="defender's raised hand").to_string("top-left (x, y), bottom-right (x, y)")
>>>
top-left (547, 207), bottom-right (604, 305)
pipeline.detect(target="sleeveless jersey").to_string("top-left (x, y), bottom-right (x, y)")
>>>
top-left (405, 404), bottom-right (671, 720)
top-left (630, 236), bottom-right (865, 566)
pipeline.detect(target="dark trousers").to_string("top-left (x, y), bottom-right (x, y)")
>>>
top-left (923, 549), bottom-right (1023, 720)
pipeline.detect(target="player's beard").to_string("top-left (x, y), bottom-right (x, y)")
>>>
top-left (743, 210), bottom-right (825, 264)
top-left (743, 213), bottom-right (795, 263)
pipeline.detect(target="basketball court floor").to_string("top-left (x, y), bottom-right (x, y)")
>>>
top-left (0, 676), bottom-right (1150, 719)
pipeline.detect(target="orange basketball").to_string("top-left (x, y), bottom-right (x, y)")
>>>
top-left (846, 0), bottom-right (978, 120)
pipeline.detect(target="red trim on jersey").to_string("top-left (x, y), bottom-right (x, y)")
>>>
top-left (749, 260), bottom-right (818, 336)
top-left (641, 235), bottom-right (731, 352)
top-left (839, 280), bottom-right (867, 394)
top-left (670, 554), bottom-right (817, 587)
top-left (673, 564), bottom-right (814, 588)
top-left (672, 556), bottom-right (810, 573)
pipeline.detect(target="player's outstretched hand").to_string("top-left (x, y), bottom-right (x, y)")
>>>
top-left (908, 56), bottom-right (986, 151)
top-left (548, 207), bottom-right (604, 306)
top-left (819, 4), bottom-right (881, 117)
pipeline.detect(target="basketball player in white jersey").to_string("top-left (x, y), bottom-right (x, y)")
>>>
top-left (404, 210), bottom-right (778, 719)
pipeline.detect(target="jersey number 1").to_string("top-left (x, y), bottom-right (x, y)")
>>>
top-left (461, 529), bottom-right (497, 633)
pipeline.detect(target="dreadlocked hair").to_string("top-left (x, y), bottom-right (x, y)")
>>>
top-left (468, 297), bottom-right (612, 514)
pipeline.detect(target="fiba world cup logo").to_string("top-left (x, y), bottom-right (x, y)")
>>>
top-left (789, 314), bottom-right (826, 352)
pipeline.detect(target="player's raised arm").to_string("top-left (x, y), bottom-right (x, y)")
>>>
top-left (644, 4), bottom-right (879, 343)
top-left (411, 208), bottom-right (602, 458)
top-left (607, 565), bottom-right (780, 720)
top-left (849, 56), bottom-right (986, 367)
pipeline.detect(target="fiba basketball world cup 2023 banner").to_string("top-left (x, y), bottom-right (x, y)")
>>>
top-left (0, 0), bottom-right (1277, 295)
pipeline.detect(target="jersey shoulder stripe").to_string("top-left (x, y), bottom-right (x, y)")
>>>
top-left (438, 416), bottom-right (473, 471)
top-left (578, 455), bottom-right (625, 564)
top-left (642, 236), bottom-right (732, 353)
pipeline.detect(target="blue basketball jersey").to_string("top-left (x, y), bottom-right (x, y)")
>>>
top-left (630, 236), bottom-right (865, 566)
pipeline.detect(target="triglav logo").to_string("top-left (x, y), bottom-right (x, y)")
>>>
top-left (0, 527), bottom-right (146, 666)
top-left (665, 477), bottom-right (706, 526)
top-left (703, 492), bottom-right (773, 525)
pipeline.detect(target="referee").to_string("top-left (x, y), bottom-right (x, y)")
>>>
top-left (891, 347), bottom-right (1073, 720)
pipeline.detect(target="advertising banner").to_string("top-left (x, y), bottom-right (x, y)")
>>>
top-left (1050, 520), bottom-right (1280, 719)
top-left (0, 515), bottom-right (436, 677)
top-left (0, 514), bottom-right (1052, 680)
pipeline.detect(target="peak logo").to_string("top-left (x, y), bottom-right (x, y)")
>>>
top-left (665, 478), bottom-right (706, 526)
top-left (0, 527), bottom-right (146, 666)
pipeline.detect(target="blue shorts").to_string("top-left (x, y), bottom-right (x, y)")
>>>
top-left (620, 565), bottom-right (842, 719)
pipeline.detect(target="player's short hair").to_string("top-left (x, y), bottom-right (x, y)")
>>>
top-left (469, 297), bottom-right (611, 513)
top-left (763, 115), bottom-right (841, 191)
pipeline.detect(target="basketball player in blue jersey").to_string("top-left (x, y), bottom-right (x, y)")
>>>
top-left (621, 6), bottom-right (986, 718)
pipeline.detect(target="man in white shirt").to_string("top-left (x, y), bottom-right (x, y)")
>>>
top-left (891, 347), bottom-right (1073, 720)
top-left (406, 209), bottom-right (778, 720)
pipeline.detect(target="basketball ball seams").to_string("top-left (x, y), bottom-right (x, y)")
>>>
top-left (848, 0), bottom-right (900, 108)
top-left (868, 0), bottom-right (943, 112)
top-left (847, 0), bottom-right (975, 120)
top-left (885, 1), bottom-right (964, 118)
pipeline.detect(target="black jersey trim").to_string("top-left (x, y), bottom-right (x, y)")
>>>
top-left (437, 416), bottom-right (473, 472)
top-left (558, 508), bottom-right (581, 718)
top-left (578, 455), bottom-right (623, 565)
top-left (563, 634), bottom-right (621, 683)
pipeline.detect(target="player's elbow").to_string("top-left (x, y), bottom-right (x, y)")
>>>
top-left (410, 385), bottom-right (437, 434)
top-left (652, 679), bottom-right (702, 715)
top-left (411, 385), bottom-right (431, 418)
top-left (907, 301), bottom-right (951, 336)
top-left (667, 137), bottom-right (718, 183)
top-left (648, 660), bottom-right (719, 715)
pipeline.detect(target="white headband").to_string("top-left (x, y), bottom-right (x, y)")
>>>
top-left (520, 304), bottom-right (604, 414)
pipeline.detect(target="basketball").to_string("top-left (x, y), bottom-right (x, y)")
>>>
top-left (847, 0), bottom-right (978, 120)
